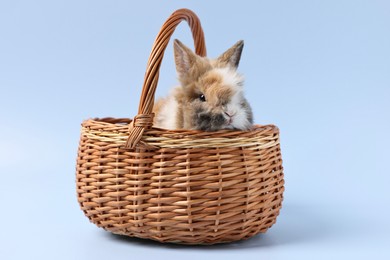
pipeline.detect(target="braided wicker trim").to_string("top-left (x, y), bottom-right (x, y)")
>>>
top-left (81, 118), bottom-right (280, 149)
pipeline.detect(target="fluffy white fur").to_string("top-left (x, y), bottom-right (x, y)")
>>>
top-left (213, 67), bottom-right (244, 91)
top-left (155, 91), bottom-right (178, 129)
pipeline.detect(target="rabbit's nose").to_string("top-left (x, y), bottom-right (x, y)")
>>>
top-left (224, 111), bottom-right (234, 117)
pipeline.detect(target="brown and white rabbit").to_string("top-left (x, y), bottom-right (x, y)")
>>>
top-left (153, 39), bottom-right (253, 131)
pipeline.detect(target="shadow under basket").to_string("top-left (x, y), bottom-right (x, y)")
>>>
top-left (75, 9), bottom-right (285, 245)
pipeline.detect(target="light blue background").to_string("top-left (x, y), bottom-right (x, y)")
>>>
top-left (1, 0), bottom-right (389, 259)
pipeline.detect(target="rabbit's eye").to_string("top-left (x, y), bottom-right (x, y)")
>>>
top-left (199, 94), bottom-right (206, 102)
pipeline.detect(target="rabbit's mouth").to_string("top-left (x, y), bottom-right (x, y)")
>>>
top-left (224, 118), bottom-right (233, 128)
top-left (223, 112), bottom-right (235, 127)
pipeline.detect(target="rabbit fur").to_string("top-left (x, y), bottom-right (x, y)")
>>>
top-left (153, 39), bottom-right (253, 131)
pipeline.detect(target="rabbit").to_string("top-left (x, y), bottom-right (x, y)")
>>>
top-left (153, 39), bottom-right (253, 131)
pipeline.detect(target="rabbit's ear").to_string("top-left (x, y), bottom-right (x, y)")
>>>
top-left (173, 39), bottom-right (197, 77)
top-left (217, 40), bottom-right (244, 69)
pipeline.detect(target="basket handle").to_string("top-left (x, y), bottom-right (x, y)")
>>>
top-left (125, 8), bottom-right (207, 149)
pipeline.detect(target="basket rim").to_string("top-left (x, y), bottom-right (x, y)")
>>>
top-left (84, 117), bottom-right (280, 135)
top-left (80, 117), bottom-right (280, 150)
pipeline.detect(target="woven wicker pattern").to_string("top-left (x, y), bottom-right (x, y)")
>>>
top-left (76, 9), bottom-right (284, 244)
top-left (77, 118), bottom-right (284, 244)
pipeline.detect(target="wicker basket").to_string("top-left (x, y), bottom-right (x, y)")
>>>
top-left (76, 8), bottom-right (284, 245)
